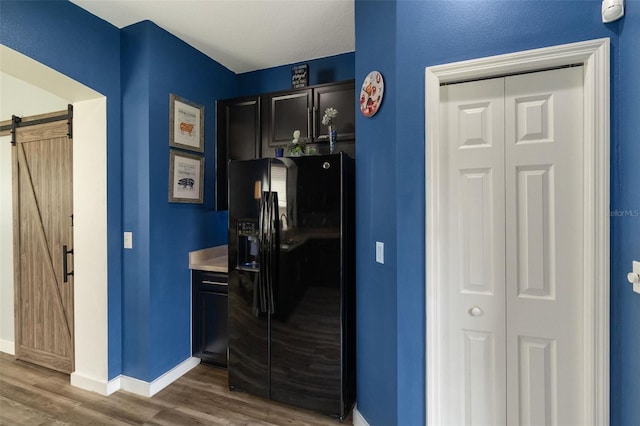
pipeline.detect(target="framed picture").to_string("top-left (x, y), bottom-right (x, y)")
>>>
top-left (168, 149), bottom-right (204, 204)
top-left (169, 93), bottom-right (204, 153)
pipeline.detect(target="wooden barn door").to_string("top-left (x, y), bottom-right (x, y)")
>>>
top-left (11, 111), bottom-right (74, 373)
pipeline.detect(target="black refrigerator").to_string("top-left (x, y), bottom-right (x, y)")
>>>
top-left (227, 153), bottom-right (355, 420)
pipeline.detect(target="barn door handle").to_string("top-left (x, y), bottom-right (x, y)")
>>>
top-left (62, 245), bottom-right (74, 283)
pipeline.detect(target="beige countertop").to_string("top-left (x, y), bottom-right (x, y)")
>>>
top-left (189, 245), bottom-right (228, 273)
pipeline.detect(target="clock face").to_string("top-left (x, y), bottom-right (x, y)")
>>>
top-left (360, 71), bottom-right (384, 117)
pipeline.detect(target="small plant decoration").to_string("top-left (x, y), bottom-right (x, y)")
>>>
top-left (287, 129), bottom-right (306, 156)
top-left (322, 108), bottom-right (338, 153)
top-left (322, 107), bottom-right (338, 126)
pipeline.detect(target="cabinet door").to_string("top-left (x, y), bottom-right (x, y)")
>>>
top-left (313, 81), bottom-right (355, 142)
top-left (264, 89), bottom-right (312, 150)
top-left (216, 96), bottom-right (260, 210)
top-left (200, 289), bottom-right (228, 367)
top-left (192, 270), bottom-right (228, 367)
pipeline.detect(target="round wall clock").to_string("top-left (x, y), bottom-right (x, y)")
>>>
top-left (360, 71), bottom-right (384, 117)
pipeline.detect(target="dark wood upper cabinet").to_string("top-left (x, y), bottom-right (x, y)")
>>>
top-left (215, 80), bottom-right (355, 210)
top-left (215, 96), bottom-right (260, 210)
top-left (262, 80), bottom-right (355, 152)
top-left (313, 81), bottom-right (355, 142)
top-left (264, 89), bottom-right (312, 148)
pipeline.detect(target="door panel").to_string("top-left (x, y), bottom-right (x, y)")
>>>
top-left (505, 67), bottom-right (584, 426)
top-left (313, 82), bottom-right (356, 141)
top-left (13, 117), bottom-right (74, 374)
top-left (459, 168), bottom-right (496, 294)
top-left (215, 96), bottom-right (260, 210)
top-left (517, 336), bottom-right (557, 426)
top-left (267, 90), bottom-right (312, 145)
top-left (440, 66), bottom-right (584, 425)
top-left (441, 77), bottom-right (506, 426)
top-left (515, 165), bottom-right (555, 298)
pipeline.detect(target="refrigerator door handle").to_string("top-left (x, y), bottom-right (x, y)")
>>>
top-left (257, 193), bottom-right (268, 314)
top-left (267, 191), bottom-right (278, 314)
top-left (263, 191), bottom-right (270, 314)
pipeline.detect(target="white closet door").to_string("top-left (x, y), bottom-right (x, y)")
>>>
top-left (440, 66), bottom-right (585, 426)
top-left (504, 66), bottom-right (584, 426)
top-left (441, 77), bottom-right (506, 426)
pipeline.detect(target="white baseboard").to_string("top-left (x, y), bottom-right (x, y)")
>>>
top-left (70, 371), bottom-right (116, 396)
top-left (353, 405), bottom-right (370, 426)
top-left (71, 357), bottom-right (200, 398)
top-left (0, 339), bottom-right (15, 355)
top-left (119, 356), bottom-right (200, 397)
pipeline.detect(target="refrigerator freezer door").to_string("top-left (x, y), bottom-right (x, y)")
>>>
top-left (228, 158), bottom-right (270, 398)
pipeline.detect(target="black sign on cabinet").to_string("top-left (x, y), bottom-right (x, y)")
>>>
top-left (291, 64), bottom-right (308, 88)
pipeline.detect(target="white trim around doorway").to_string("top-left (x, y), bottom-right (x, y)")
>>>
top-left (425, 38), bottom-right (610, 426)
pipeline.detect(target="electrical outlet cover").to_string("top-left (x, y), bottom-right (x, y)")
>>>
top-left (376, 241), bottom-right (384, 264)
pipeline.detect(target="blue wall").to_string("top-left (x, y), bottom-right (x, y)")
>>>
top-left (353, 1), bottom-right (638, 425)
top-left (612, 3), bottom-right (640, 425)
top-left (354, 1), bottom-right (398, 425)
top-left (120, 20), bottom-right (236, 380)
top-left (237, 53), bottom-right (355, 96)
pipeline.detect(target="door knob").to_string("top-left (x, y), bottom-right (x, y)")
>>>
top-left (468, 306), bottom-right (483, 317)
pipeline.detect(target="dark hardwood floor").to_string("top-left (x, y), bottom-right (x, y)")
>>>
top-left (0, 353), bottom-right (353, 425)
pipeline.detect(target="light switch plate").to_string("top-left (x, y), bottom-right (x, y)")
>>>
top-left (632, 260), bottom-right (640, 294)
top-left (376, 241), bottom-right (384, 264)
top-left (124, 231), bottom-right (133, 249)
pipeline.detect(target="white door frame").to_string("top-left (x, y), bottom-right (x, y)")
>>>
top-left (425, 38), bottom-right (610, 425)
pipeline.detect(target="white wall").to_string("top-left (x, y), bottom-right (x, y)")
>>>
top-left (0, 45), bottom-right (110, 394)
top-left (0, 72), bottom-right (69, 354)
top-left (70, 97), bottom-right (110, 392)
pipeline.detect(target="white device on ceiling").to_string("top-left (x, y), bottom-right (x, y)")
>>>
top-left (602, 0), bottom-right (624, 23)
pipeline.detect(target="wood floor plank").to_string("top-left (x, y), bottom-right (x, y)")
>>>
top-left (0, 377), bottom-right (82, 418)
top-left (0, 353), bottom-right (353, 425)
top-left (54, 404), bottom-right (137, 426)
top-left (0, 394), bottom-right (69, 426)
top-left (0, 356), bottom-right (58, 385)
top-left (143, 406), bottom-right (226, 426)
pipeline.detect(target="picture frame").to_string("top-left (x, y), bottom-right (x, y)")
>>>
top-left (168, 149), bottom-right (204, 204)
top-left (169, 93), bottom-right (204, 153)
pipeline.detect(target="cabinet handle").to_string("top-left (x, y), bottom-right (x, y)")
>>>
top-left (312, 106), bottom-right (317, 139)
top-left (307, 107), bottom-right (311, 138)
top-left (202, 280), bottom-right (227, 286)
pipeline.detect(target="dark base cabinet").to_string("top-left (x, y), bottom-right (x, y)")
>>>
top-left (192, 270), bottom-right (228, 367)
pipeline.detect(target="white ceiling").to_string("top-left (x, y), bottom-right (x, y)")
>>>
top-left (70, 0), bottom-right (355, 74)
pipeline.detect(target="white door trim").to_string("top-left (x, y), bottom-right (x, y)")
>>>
top-left (425, 38), bottom-right (610, 426)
